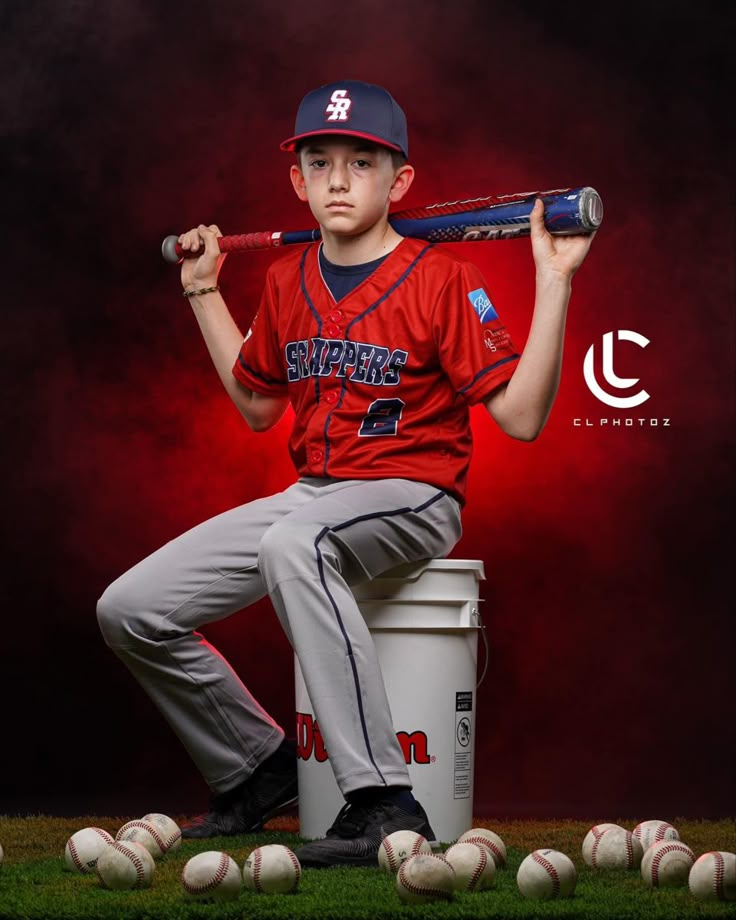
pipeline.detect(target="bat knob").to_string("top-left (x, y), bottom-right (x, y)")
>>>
top-left (161, 234), bottom-right (182, 264)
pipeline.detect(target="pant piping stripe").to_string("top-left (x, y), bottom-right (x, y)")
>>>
top-left (312, 488), bottom-right (448, 785)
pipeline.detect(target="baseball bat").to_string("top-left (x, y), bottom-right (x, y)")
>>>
top-left (161, 186), bottom-right (602, 263)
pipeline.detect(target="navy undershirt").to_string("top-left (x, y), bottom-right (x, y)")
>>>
top-left (319, 246), bottom-right (390, 302)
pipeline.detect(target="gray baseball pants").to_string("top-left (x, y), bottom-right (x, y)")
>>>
top-left (97, 476), bottom-right (462, 796)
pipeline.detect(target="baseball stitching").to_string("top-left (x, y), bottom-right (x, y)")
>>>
top-left (68, 828), bottom-right (111, 872)
top-left (142, 815), bottom-right (181, 851)
top-left (182, 852), bottom-right (231, 894)
top-left (590, 825), bottom-right (611, 868)
top-left (655, 823), bottom-right (673, 843)
top-left (467, 844), bottom-right (488, 891)
top-left (398, 856), bottom-right (453, 900)
top-left (463, 834), bottom-right (505, 867)
top-left (252, 848), bottom-right (263, 893)
top-left (383, 836), bottom-right (398, 872)
top-left (650, 843), bottom-right (692, 887)
top-left (287, 848), bottom-right (301, 886)
top-left (708, 852), bottom-right (726, 901)
top-left (103, 842), bottom-right (146, 888)
top-left (532, 851), bottom-right (560, 897)
top-left (118, 820), bottom-right (166, 853)
top-left (67, 838), bottom-right (83, 872)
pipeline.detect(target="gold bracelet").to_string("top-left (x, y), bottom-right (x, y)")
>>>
top-left (182, 285), bottom-right (219, 298)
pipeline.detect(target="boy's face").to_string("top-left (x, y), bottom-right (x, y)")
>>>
top-left (290, 137), bottom-right (413, 238)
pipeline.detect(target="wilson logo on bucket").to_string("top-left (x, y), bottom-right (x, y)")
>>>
top-left (297, 712), bottom-right (431, 764)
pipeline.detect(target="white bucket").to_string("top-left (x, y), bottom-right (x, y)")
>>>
top-left (294, 558), bottom-right (484, 844)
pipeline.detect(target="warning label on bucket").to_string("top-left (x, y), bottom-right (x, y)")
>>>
top-left (454, 691), bottom-right (473, 799)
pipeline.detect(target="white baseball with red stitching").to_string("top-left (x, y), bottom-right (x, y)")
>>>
top-left (115, 820), bottom-right (166, 859)
top-left (181, 851), bottom-right (242, 901)
top-left (64, 827), bottom-right (114, 874)
top-left (582, 823), bottom-right (624, 866)
top-left (378, 830), bottom-right (431, 873)
top-left (641, 840), bottom-right (695, 888)
top-left (689, 851), bottom-right (736, 901)
top-left (443, 842), bottom-right (495, 891)
top-left (633, 819), bottom-right (679, 852)
top-left (517, 849), bottom-right (577, 900)
top-left (456, 827), bottom-right (507, 868)
top-left (96, 840), bottom-right (155, 889)
top-left (243, 844), bottom-right (301, 894)
top-left (141, 813), bottom-right (182, 853)
top-left (590, 827), bottom-right (643, 870)
top-left (396, 854), bottom-right (455, 904)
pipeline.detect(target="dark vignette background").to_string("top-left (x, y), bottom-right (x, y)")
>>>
top-left (1, 0), bottom-right (733, 820)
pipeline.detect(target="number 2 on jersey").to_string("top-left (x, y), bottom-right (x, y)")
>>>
top-left (358, 398), bottom-right (405, 437)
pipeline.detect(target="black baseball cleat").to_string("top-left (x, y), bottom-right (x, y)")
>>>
top-left (181, 748), bottom-right (298, 839)
top-left (294, 799), bottom-right (436, 868)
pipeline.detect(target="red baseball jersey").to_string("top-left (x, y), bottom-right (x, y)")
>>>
top-left (232, 238), bottom-right (520, 503)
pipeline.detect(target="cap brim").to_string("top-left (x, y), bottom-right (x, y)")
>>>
top-left (280, 129), bottom-right (404, 155)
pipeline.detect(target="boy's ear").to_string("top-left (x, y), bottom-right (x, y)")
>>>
top-left (290, 164), bottom-right (309, 202)
top-left (388, 164), bottom-right (415, 205)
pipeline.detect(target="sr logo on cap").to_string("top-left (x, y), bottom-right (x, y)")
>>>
top-left (325, 89), bottom-right (352, 122)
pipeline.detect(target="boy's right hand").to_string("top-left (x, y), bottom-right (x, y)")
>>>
top-left (179, 224), bottom-right (227, 292)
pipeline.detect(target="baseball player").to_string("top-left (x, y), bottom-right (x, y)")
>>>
top-left (97, 79), bottom-right (595, 867)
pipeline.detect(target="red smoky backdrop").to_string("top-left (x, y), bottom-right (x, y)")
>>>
top-left (2, 0), bottom-right (733, 819)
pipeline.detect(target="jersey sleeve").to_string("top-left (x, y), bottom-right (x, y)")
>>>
top-left (232, 268), bottom-right (289, 397)
top-left (433, 260), bottom-right (520, 405)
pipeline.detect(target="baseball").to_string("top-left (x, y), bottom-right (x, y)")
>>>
top-left (243, 844), bottom-right (301, 894)
top-left (589, 827), bottom-right (643, 870)
top-left (582, 823), bottom-right (625, 866)
top-left (633, 819), bottom-right (679, 851)
top-left (141, 813), bottom-right (182, 853)
top-left (641, 840), bottom-right (695, 888)
top-left (0, 842), bottom-right (4, 867)
top-left (689, 851), bottom-right (736, 901)
top-left (443, 842), bottom-right (495, 891)
top-left (64, 827), bottom-right (115, 873)
top-left (456, 827), bottom-right (507, 868)
top-left (181, 851), bottom-right (242, 901)
top-left (96, 840), bottom-right (155, 889)
top-left (396, 854), bottom-right (455, 904)
top-left (378, 830), bottom-right (432, 873)
top-left (517, 849), bottom-right (577, 900)
top-left (115, 820), bottom-right (166, 859)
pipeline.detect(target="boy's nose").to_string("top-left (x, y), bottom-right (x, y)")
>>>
top-left (328, 165), bottom-right (349, 192)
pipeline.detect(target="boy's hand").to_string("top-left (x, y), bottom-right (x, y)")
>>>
top-left (530, 198), bottom-right (596, 281)
top-left (179, 224), bottom-right (227, 291)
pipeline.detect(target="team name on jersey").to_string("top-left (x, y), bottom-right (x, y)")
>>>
top-left (285, 337), bottom-right (409, 386)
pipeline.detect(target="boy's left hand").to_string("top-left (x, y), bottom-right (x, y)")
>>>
top-left (530, 197), bottom-right (596, 280)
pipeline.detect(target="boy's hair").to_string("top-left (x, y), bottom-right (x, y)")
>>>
top-left (295, 140), bottom-right (407, 172)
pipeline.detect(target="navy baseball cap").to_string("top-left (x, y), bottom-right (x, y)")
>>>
top-left (280, 80), bottom-right (409, 159)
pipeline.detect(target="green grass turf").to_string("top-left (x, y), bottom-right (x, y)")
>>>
top-left (0, 816), bottom-right (734, 919)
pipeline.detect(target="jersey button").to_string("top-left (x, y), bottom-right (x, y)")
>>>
top-left (324, 391), bottom-right (338, 405)
top-left (311, 449), bottom-right (324, 463)
top-left (325, 322), bottom-right (341, 337)
top-left (328, 309), bottom-right (344, 322)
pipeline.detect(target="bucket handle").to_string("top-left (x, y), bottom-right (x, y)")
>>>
top-left (474, 605), bottom-right (490, 689)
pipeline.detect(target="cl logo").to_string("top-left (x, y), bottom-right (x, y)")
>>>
top-left (583, 330), bottom-right (650, 408)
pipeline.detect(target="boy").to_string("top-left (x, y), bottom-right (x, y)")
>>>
top-left (97, 80), bottom-right (595, 867)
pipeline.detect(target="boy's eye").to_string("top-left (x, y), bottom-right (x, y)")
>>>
top-left (309, 159), bottom-right (327, 168)
top-left (354, 159), bottom-right (371, 168)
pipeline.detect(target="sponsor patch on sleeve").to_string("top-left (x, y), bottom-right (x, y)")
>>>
top-left (467, 287), bottom-right (498, 323)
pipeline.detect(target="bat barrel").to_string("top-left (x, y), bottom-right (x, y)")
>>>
top-left (389, 187), bottom-right (602, 242)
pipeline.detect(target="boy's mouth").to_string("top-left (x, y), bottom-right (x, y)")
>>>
top-left (326, 201), bottom-right (353, 209)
